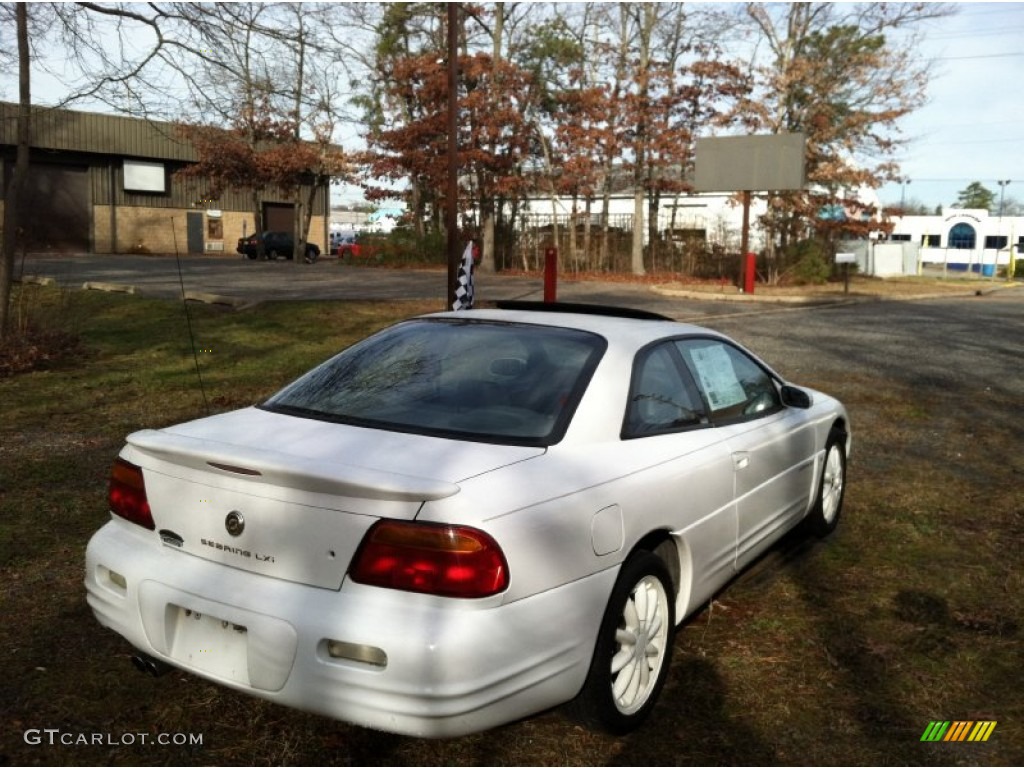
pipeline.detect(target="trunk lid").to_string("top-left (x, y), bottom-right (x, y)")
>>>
top-left (123, 407), bottom-right (543, 589)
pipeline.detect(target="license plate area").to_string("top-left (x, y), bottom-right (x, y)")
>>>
top-left (168, 604), bottom-right (250, 686)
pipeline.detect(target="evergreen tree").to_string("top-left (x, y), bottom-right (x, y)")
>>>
top-left (954, 181), bottom-right (996, 211)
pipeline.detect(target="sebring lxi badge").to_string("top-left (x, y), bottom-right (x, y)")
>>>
top-left (225, 511), bottom-right (245, 537)
top-left (205, 511), bottom-right (276, 563)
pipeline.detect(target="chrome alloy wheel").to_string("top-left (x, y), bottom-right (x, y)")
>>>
top-left (821, 444), bottom-right (845, 525)
top-left (610, 574), bottom-right (671, 715)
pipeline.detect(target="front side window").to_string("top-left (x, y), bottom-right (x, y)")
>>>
top-left (262, 319), bottom-right (606, 446)
top-left (675, 339), bottom-right (781, 423)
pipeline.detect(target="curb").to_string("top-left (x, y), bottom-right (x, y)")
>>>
top-left (969, 283), bottom-right (1022, 298)
top-left (652, 281), bottom-right (1021, 304)
top-left (22, 275), bottom-right (251, 309)
top-left (183, 291), bottom-right (249, 308)
top-left (651, 285), bottom-right (865, 304)
top-left (16, 275), bottom-right (57, 286)
top-left (83, 281), bottom-right (136, 294)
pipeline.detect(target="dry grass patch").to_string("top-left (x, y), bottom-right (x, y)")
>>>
top-left (2, 286), bottom-right (1021, 766)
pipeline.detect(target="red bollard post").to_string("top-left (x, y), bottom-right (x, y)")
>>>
top-left (744, 251), bottom-right (756, 294)
top-left (544, 247), bottom-right (558, 303)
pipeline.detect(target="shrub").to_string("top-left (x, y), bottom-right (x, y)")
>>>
top-left (1, 285), bottom-right (83, 376)
top-left (372, 228), bottom-right (446, 266)
top-left (785, 238), bottom-right (832, 285)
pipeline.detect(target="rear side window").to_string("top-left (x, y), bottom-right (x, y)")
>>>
top-left (675, 339), bottom-right (781, 422)
top-left (623, 342), bottom-right (707, 438)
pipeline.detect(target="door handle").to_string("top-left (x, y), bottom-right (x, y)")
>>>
top-left (733, 452), bottom-right (750, 470)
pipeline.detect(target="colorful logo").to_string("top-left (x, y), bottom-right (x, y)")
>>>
top-left (921, 721), bottom-right (997, 742)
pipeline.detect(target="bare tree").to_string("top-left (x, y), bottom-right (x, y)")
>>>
top-left (159, 4), bottom-right (357, 259)
top-left (1, 2), bottom-right (191, 336)
top-left (1, 2), bottom-right (365, 332)
top-left (0, 2), bottom-right (29, 337)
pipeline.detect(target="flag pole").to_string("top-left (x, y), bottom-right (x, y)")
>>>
top-left (446, 3), bottom-right (461, 310)
top-left (453, 242), bottom-right (475, 311)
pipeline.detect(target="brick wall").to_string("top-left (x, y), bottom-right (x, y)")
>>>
top-left (93, 205), bottom-right (190, 254)
top-left (92, 206), bottom-right (326, 254)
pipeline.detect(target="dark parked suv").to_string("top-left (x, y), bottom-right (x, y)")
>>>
top-left (237, 231), bottom-right (320, 262)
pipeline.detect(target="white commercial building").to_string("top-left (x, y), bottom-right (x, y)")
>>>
top-left (886, 208), bottom-right (1023, 276)
top-left (518, 190), bottom-right (771, 250)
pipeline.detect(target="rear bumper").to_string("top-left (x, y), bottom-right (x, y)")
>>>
top-left (85, 520), bottom-right (614, 737)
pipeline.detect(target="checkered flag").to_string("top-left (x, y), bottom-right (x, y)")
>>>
top-left (452, 242), bottom-right (475, 311)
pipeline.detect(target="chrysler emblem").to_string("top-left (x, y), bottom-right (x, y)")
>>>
top-left (225, 511), bottom-right (245, 537)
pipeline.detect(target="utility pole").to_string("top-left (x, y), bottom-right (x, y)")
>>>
top-left (997, 179), bottom-right (1011, 219)
top-left (998, 180), bottom-right (1012, 281)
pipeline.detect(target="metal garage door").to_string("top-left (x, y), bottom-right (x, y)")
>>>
top-left (21, 163), bottom-right (91, 252)
top-left (263, 203), bottom-right (294, 236)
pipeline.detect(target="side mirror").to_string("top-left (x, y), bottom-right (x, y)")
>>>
top-left (781, 385), bottom-right (813, 409)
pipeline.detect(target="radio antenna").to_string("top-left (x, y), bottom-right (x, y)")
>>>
top-left (171, 220), bottom-right (210, 415)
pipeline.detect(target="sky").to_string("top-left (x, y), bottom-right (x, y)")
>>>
top-left (876, 2), bottom-right (1024, 211)
top-left (4, 2), bottom-right (1023, 212)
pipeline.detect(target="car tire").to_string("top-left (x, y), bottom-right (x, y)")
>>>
top-left (572, 550), bottom-right (675, 734)
top-left (245, 252), bottom-right (257, 260)
top-left (807, 430), bottom-right (846, 538)
top-left (340, 249), bottom-right (352, 264)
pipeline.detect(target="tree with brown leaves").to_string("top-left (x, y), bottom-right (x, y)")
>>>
top-left (364, 49), bottom-right (534, 263)
top-left (743, 2), bottom-right (953, 267)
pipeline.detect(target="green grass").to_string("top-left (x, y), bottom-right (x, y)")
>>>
top-left (1, 285), bottom-right (1021, 765)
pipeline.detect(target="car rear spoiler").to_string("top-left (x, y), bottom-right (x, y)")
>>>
top-left (125, 429), bottom-right (461, 502)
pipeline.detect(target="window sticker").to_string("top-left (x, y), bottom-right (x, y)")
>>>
top-left (688, 345), bottom-right (746, 410)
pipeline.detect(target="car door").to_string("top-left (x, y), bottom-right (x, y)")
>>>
top-left (265, 232), bottom-right (289, 255)
top-left (674, 338), bottom-right (818, 570)
top-left (622, 341), bottom-right (738, 608)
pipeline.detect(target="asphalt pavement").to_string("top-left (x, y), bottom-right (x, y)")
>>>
top-left (19, 252), bottom-right (772, 320)
top-left (18, 252), bottom-right (1022, 327)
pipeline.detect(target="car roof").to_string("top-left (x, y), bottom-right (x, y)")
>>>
top-left (422, 304), bottom-right (724, 350)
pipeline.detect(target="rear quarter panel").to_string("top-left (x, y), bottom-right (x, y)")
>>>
top-left (417, 427), bottom-right (738, 618)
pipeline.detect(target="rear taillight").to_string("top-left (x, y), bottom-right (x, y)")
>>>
top-left (108, 458), bottom-right (154, 530)
top-left (350, 521), bottom-right (509, 599)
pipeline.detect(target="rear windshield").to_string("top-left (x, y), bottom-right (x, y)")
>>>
top-left (261, 319), bottom-right (607, 446)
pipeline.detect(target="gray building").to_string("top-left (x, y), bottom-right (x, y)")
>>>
top-left (0, 102), bottom-right (329, 255)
